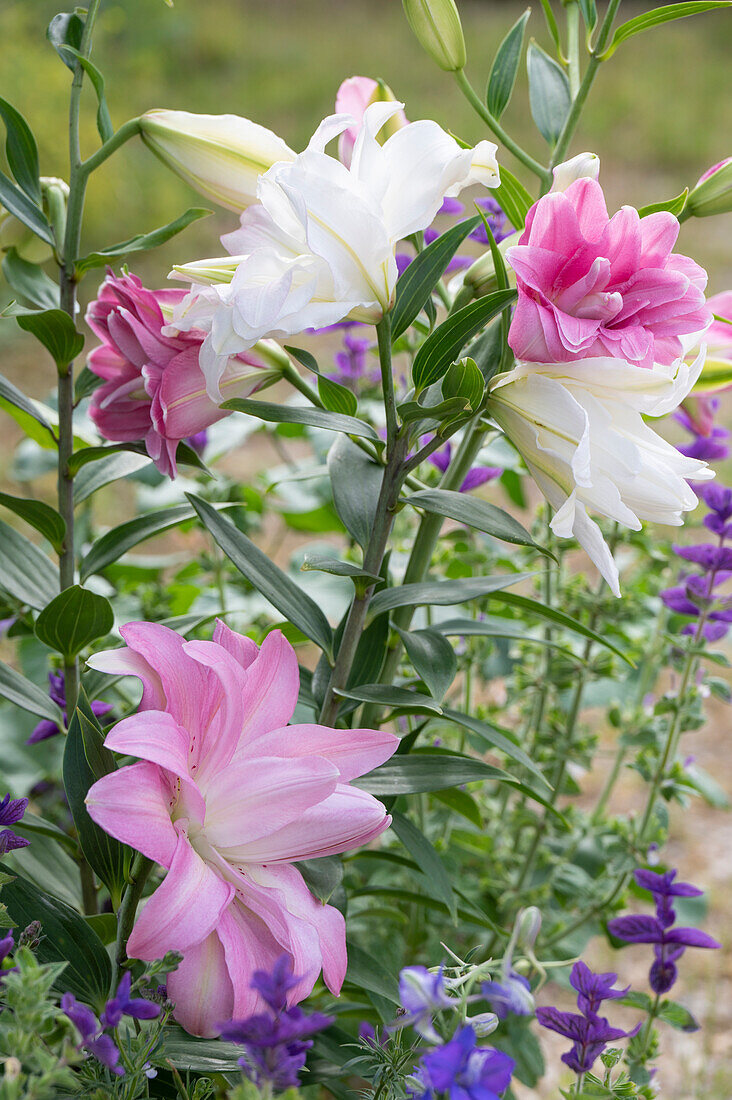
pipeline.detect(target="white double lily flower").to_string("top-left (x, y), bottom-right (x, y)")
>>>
top-left (486, 353), bottom-right (713, 596)
top-left (169, 101), bottom-right (499, 399)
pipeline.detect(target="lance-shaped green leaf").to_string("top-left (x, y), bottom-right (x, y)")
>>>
top-left (300, 554), bottom-right (381, 583)
top-left (344, 941), bottom-right (400, 1004)
top-left (354, 751), bottom-right (511, 795)
top-left (0, 373), bottom-right (54, 442)
top-left (0, 519), bottom-right (58, 609)
top-left (0, 873), bottom-right (111, 1009)
top-left (335, 684), bottom-right (443, 715)
top-left (2, 249), bottom-right (59, 310)
top-left (391, 215), bottom-right (480, 340)
top-left (435, 614), bottom-right (586, 657)
top-left (488, 590), bottom-right (632, 663)
top-left (73, 451), bottom-right (150, 505)
top-left (0, 658), bottom-right (64, 723)
top-left (391, 811), bottom-right (457, 920)
top-left (222, 396), bottom-right (380, 441)
top-left (578, 0), bottom-right (598, 33)
top-left (0, 490), bottom-right (65, 552)
top-left (76, 208), bottom-right (211, 274)
top-left (367, 572), bottom-right (533, 620)
top-left (35, 586), bottom-right (114, 660)
top-left (396, 626), bottom-right (457, 701)
top-left (600, 2), bottom-right (732, 59)
top-left (491, 165), bottom-right (533, 231)
top-left (16, 309), bottom-right (84, 367)
top-left (187, 494), bottom-right (334, 658)
top-left (0, 170), bottom-right (54, 245)
top-left (79, 501), bottom-right (235, 581)
top-left (327, 435), bottom-right (384, 550)
top-left (442, 706), bottom-right (548, 784)
top-left (412, 290), bottom-right (516, 391)
top-left (527, 40), bottom-right (571, 145)
top-left (486, 8), bottom-right (531, 119)
top-left (317, 374), bottom-right (358, 416)
top-left (46, 11), bottom-right (84, 70)
top-left (638, 189), bottom-right (688, 219)
top-left (404, 489), bottom-right (551, 554)
top-left (63, 691), bottom-right (130, 910)
top-left (0, 96), bottom-right (41, 203)
top-left (56, 47), bottom-right (113, 142)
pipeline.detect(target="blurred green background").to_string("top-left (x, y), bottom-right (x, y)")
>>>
top-left (1, 0), bottom-right (731, 394)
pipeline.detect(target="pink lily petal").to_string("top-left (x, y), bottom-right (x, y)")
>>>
top-left (212, 618), bottom-right (259, 668)
top-left (235, 630), bottom-right (300, 748)
top-left (201, 755), bottom-right (339, 849)
top-left (243, 724), bottom-right (398, 782)
top-left (128, 829), bottom-right (234, 960)
top-left (85, 762), bottom-right (178, 868)
top-left (119, 622), bottom-right (213, 738)
top-left (217, 900), bottom-right (287, 1018)
top-left (86, 644), bottom-right (166, 712)
top-left (218, 786), bottom-right (389, 863)
top-left (167, 930), bottom-right (234, 1037)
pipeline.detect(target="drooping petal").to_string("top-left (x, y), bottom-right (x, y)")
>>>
top-left (167, 930), bottom-right (234, 1037)
top-left (216, 899), bottom-right (287, 1018)
top-left (85, 762), bottom-right (178, 868)
top-left (118, 622), bottom-right (212, 733)
top-left (235, 630), bottom-right (301, 749)
top-left (128, 830), bottom-right (234, 960)
top-left (85, 645), bottom-right (165, 712)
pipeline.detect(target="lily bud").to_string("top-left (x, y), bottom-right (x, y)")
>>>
top-left (0, 176), bottom-right (69, 263)
top-left (402, 0), bottom-right (467, 72)
top-left (461, 230), bottom-right (521, 299)
top-left (139, 109), bottom-right (296, 212)
top-left (551, 152), bottom-right (600, 193)
top-left (514, 906), bottom-right (542, 950)
top-left (687, 157), bottom-right (732, 218)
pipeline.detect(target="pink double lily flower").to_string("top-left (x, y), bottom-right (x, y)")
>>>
top-left (85, 620), bottom-right (398, 1036)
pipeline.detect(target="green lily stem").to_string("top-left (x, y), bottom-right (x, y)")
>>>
top-left (317, 433), bottom-right (409, 728)
top-left (112, 854), bottom-right (153, 994)
top-left (453, 70), bottom-right (552, 188)
top-left (565, 0), bottom-right (582, 99)
top-left (58, 0), bottom-right (104, 716)
top-left (376, 314), bottom-right (398, 456)
top-left (359, 417), bottom-right (485, 728)
top-left (549, 0), bottom-right (622, 170)
top-left (79, 116), bottom-right (142, 178)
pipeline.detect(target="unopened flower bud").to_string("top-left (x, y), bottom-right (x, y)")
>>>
top-left (402, 0), bottom-right (467, 71)
top-left (139, 109), bottom-right (296, 212)
top-left (515, 906), bottom-right (542, 950)
top-left (0, 177), bottom-right (68, 264)
top-left (3, 1057), bottom-right (21, 1080)
top-left (687, 157), bottom-right (732, 218)
top-left (18, 920), bottom-right (42, 950)
top-left (469, 1011), bottom-right (499, 1037)
top-left (551, 152), bottom-right (600, 193)
top-left (462, 230), bottom-right (521, 298)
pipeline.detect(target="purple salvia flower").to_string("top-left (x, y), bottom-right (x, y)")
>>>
top-left (185, 429), bottom-right (208, 455)
top-left (28, 671), bottom-right (112, 745)
top-left (427, 440), bottom-right (502, 493)
top-left (481, 971), bottom-right (534, 1019)
top-left (398, 965), bottom-right (454, 1042)
top-left (469, 196), bottom-right (512, 245)
top-left (568, 961), bottom-right (629, 1017)
top-left (0, 794), bottom-right (30, 857)
top-left (409, 1025), bottom-right (514, 1100)
top-left (634, 868), bottom-right (704, 899)
top-left (219, 955), bottom-right (334, 1091)
top-left (536, 1007), bottom-right (638, 1075)
top-left (101, 972), bottom-right (161, 1028)
top-left (62, 993), bottom-right (124, 1076)
top-left (438, 197), bottom-right (465, 216)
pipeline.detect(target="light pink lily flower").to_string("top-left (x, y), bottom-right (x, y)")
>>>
top-left (87, 271), bottom-right (279, 478)
top-left (335, 76), bottom-right (407, 167)
top-left (85, 620), bottom-right (398, 1037)
top-left (506, 178), bottom-right (711, 369)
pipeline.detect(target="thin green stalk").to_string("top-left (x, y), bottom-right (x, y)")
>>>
top-left (376, 314), bottom-right (397, 455)
top-left (565, 0), bottom-right (582, 99)
top-left (454, 70), bottom-right (552, 187)
top-left (79, 117), bottom-right (142, 178)
top-left (359, 418), bottom-right (485, 727)
top-left (112, 854), bottom-right (153, 992)
top-left (58, 0), bottom-right (104, 714)
top-left (549, 0), bottom-right (622, 170)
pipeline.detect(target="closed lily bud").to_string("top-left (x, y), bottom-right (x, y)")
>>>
top-left (139, 109), bottom-right (296, 212)
top-left (462, 230), bottom-right (521, 298)
top-left (402, 0), bottom-right (467, 72)
top-left (551, 152), bottom-right (600, 193)
top-left (515, 906), bottom-right (542, 950)
top-left (0, 176), bottom-right (69, 263)
top-left (687, 157), bottom-right (732, 218)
